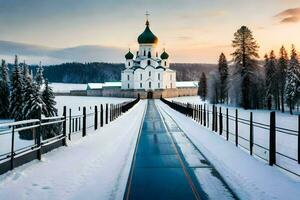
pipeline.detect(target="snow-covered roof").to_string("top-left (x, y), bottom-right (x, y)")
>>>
top-left (87, 81), bottom-right (198, 90)
top-left (49, 83), bottom-right (87, 93)
top-left (87, 82), bottom-right (121, 90)
top-left (87, 83), bottom-right (104, 89)
top-left (176, 81), bottom-right (198, 88)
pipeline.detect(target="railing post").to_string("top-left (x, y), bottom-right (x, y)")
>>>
top-left (269, 111), bottom-right (276, 166)
top-left (62, 106), bottom-right (67, 146)
top-left (37, 106), bottom-right (42, 160)
top-left (207, 105), bottom-right (209, 128)
top-left (83, 107), bottom-right (86, 137)
top-left (200, 105), bottom-right (202, 125)
top-left (235, 109), bottom-right (238, 147)
top-left (226, 108), bottom-right (229, 141)
top-left (10, 126), bottom-right (15, 170)
top-left (219, 107), bottom-right (222, 135)
top-left (203, 104), bottom-right (206, 127)
top-left (298, 115), bottom-right (300, 164)
top-left (94, 105), bottom-right (98, 130)
top-left (100, 104), bottom-right (104, 127)
top-left (212, 105), bottom-right (215, 131)
top-left (215, 107), bottom-right (218, 133)
top-left (69, 108), bottom-right (72, 140)
top-left (250, 112), bottom-right (253, 155)
top-left (72, 118), bottom-right (74, 132)
top-left (105, 104), bottom-right (108, 124)
top-left (75, 118), bottom-right (78, 132)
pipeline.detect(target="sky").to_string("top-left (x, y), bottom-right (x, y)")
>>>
top-left (0, 0), bottom-right (300, 63)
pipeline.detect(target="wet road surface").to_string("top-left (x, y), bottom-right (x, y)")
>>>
top-left (124, 100), bottom-right (238, 200)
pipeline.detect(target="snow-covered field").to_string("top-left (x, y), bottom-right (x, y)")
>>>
top-left (0, 100), bottom-right (146, 200)
top-left (156, 100), bottom-right (300, 200)
top-left (168, 96), bottom-right (300, 178)
top-left (0, 96), bottom-right (133, 160)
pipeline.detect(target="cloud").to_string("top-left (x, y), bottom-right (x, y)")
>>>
top-left (275, 7), bottom-right (300, 24)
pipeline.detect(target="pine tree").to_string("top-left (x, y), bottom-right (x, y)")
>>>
top-left (35, 61), bottom-right (44, 89)
top-left (22, 64), bottom-right (45, 120)
top-left (198, 72), bottom-right (207, 101)
top-left (42, 79), bottom-right (57, 117)
top-left (218, 53), bottom-right (228, 103)
top-left (265, 50), bottom-right (278, 110)
top-left (9, 55), bottom-right (24, 120)
top-left (285, 45), bottom-right (300, 114)
top-left (231, 26), bottom-right (260, 109)
top-left (0, 60), bottom-right (10, 118)
top-left (278, 46), bottom-right (288, 112)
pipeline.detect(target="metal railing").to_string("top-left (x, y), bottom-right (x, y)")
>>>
top-left (161, 97), bottom-right (300, 178)
top-left (0, 96), bottom-right (140, 175)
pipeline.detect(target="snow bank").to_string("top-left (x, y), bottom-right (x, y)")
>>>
top-left (169, 96), bottom-right (300, 178)
top-left (0, 100), bottom-right (146, 200)
top-left (156, 100), bottom-right (300, 200)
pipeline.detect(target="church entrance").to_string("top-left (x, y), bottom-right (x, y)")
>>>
top-left (147, 91), bottom-right (153, 99)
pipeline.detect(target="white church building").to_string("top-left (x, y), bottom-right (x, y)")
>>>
top-left (121, 19), bottom-right (176, 94)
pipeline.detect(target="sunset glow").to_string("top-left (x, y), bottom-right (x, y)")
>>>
top-left (0, 0), bottom-right (299, 63)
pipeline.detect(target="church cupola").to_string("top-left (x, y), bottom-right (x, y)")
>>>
top-left (137, 20), bottom-right (158, 44)
top-left (125, 50), bottom-right (134, 60)
top-left (160, 49), bottom-right (169, 60)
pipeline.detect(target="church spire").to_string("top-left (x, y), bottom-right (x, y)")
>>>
top-left (145, 11), bottom-right (150, 26)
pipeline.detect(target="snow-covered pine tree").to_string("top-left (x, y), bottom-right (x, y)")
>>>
top-left (35, 61), bottom-right (44, 90)
top-left (218, 53), bottom-right (228, 103)
top-left (285, 45), bottom-right (300, 114)
top-left (9, 55), bottom-right (24, 121)
top-left (278, 46), bottom-right (288, 112)
top-left (198, 72), bottom-right (207, 101)
top-left (22, 64), bottom-right (45, 120)
top-left (42, 79), bottom-right (57, 117)
top-left (0, 60), bottom-right (10, 118)
top-left (265, 51), bottom-right (278, 110)
top-left (231, 26), bottom-right (260, 109)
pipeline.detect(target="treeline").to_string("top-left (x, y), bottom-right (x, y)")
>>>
top-left (198, 26), bottom-right (300, 114)
top-left (5, 62), bottom-right (213, 83)
top-left (0, 56), bottom-right (57, 121)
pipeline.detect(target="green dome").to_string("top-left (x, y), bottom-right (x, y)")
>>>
top-left (125, 50), bottom-right (134, 59)
top-left (160, 50), bottom-right (169, 59)
top-left (137, 20), bottom-right (158, 44)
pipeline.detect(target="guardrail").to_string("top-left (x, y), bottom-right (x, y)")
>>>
top-left (0, 96), bottom-right (140, 175)
top-left (161, 97), bottom-right (300, 178)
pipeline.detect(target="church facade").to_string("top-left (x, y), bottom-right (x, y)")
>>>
top-left (121, 19), bottom-right (176, 96)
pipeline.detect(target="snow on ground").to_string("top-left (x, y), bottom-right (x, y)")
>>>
top-left (0, 100), bottom-right (146, 200)
top-left (0, 96), bottom-right (133, 159)
top-left (156, 100), bottom-right (300, 200)
top-left (168, 96), bottom-right (300, 178)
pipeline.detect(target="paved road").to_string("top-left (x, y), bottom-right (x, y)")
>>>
top-left (124, 100), bottom-right (237, 200)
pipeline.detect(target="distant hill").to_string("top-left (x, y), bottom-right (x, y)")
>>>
top-left (1, 40), bottom-right (217, 82)
top-left (6, 62), bottom-right (215, 83)
top-left (0, 40), bottom-right (124, 64)
top-left (170, 63), bottom-right (217, 81)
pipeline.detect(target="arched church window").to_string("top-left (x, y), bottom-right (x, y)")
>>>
top-left (140, 83), bottom-right (142, 88)
top-left (144, 50), bottom-right (146, 56)
top-left (165, 61), bottom-right (167, 66)
top-left (158, 73), bottom-right (160, 80)
top-left (140, 74), bottom-right (142, 80)
top-left (128, 62), bottom-right (130, 66)
top-left (158, 82), bottom-right (160, 88)
top-left (128, 83), bottom-right (130, 89)
top-left (171, 83), bottom-right (172, 88)
top-left (127, 75), bottom-right (130, 81)
top-left (149, 82), bottom-right (151, 88)
top-left (147, 60), bottom-right (151, 65)
top-left (149, 71), bottom-right (151, 77)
